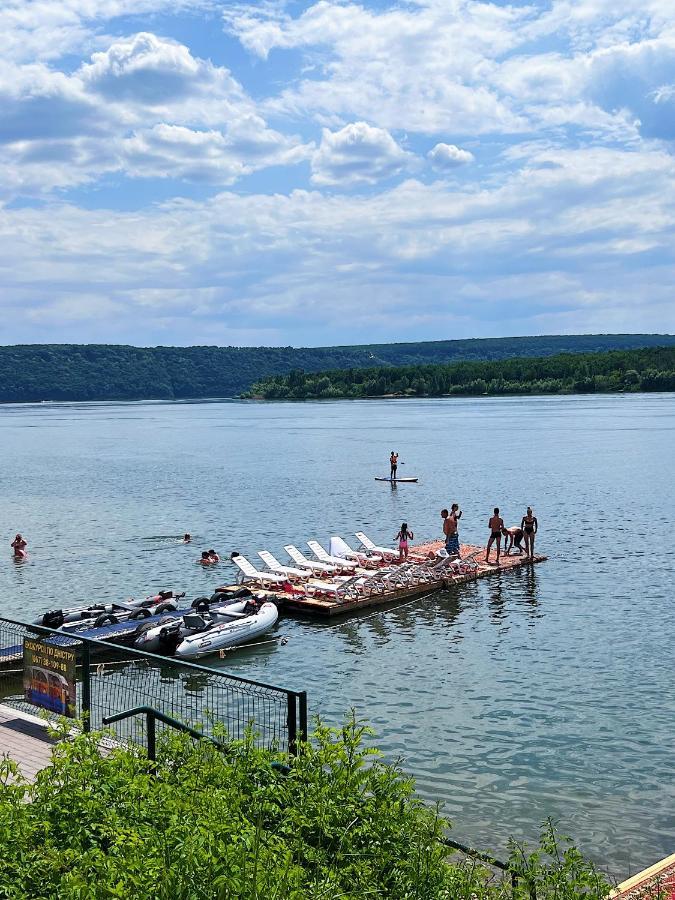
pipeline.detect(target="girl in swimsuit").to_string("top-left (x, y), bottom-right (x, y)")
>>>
top-left (394, 522), bottom-right (413, 561)
top-left (521, 507), bottom-right (538, 559)
top-left (11, 534), bottom-right (27, 559)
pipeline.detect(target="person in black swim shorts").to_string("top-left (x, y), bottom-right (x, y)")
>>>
top-left (485, 508), bottom-right (504, 564)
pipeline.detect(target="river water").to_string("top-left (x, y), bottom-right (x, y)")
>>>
top-left (0, 394), bottom-right (673, 876)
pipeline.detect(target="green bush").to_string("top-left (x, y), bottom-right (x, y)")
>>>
top-left (0, 715), bottom-right (610, 899)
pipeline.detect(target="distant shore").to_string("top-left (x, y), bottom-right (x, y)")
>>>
top-left (245, 346), bottom-right (675, 401)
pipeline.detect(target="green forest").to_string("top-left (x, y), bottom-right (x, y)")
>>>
top-left (0, 334), bottom-right (674, 401)
top-left (248, 346), bottom-right (675, 400)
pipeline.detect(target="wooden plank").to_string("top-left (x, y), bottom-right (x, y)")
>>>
top-left (611, 853), bottom-right (675, 898)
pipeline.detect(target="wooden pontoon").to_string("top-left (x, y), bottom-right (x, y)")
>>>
top-left (218, 541), bottom-right (547, 619)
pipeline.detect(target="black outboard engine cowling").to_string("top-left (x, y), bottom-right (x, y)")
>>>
top-left (41, 610), bottom-right (65, 629)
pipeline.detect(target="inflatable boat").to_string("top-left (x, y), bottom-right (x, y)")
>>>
top-left (175, 601), bottom-right (279, 660)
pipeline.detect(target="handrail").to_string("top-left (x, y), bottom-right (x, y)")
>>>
top-left (102, 704), bottom-right (291, 774)
top-left (441, 837), bottom-right (536, 900)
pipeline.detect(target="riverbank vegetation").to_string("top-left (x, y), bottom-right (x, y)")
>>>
top-left (1, 335), bottom-right (674, 401)
top-left (247, 346), bottom-right (675, 400)
top-left (0, 715), bottom-right (610, 899)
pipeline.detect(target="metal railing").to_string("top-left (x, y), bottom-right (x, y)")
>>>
top-left (442, 837), bottom-right (537, 900)
top-left (0, 615), bottom-right (307, 755)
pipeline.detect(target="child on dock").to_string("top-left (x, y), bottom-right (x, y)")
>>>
top-left (394, 523), bottom-right (413, 560)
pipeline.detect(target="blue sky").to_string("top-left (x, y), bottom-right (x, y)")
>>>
top-left (1, 0), bottom-right (675, 347)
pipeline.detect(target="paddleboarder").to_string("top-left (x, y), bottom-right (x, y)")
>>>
top-left (390, 451), bottom-right (399, 480)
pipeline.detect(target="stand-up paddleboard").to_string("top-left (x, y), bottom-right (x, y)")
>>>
top-left (375, 476), bottom-right (418, 483)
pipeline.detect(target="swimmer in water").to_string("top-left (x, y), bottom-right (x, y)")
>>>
top-left (198, 551), bottom-right (213, 566)
top-left (11, 534), bottom-right (27, 559)
top-left (208, 549), bottom-right (220, 563)
top-left (183, 533), bottom-right (192, 543)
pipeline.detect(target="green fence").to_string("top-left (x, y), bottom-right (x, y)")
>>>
top-left (0, 615), bottom-right (307, 755)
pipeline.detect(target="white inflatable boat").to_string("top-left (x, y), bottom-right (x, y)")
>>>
top-left (175, 601), bottom-right (279, 660)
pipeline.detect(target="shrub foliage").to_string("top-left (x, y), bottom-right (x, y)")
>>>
top-left (0, 715), bottom-right (610, 899)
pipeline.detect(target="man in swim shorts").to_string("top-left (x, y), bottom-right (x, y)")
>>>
top-left (441, 506), bottom-right (461, 557)
top-left (502, 526), bottom-right (525, 555)
top-left (485, 508), bottom-right (505, 564)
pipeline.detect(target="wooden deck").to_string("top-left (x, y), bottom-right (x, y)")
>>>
top-left (611, 853), bottom-right (675, 898)
top-left (260, 542), bottom-right (546, 618)
top-left (0, 703), bottom-right (56, 780)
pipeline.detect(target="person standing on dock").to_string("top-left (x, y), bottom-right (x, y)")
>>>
top-left (390, 451), bottom-right (399, 480)
top-left (394, 522), bottom-right (414, 560)
top-left (485, 509), bottom-right (505, 564)
top-left (441, 505), bottom-right (461, 557)
top-left (521, 507), bottom-right (538, 559)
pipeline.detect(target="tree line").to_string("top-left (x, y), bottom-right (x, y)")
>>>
top-left (247, 347), bottom-right (675, 400)
top-left (0, 335), bottom-right (674, 401)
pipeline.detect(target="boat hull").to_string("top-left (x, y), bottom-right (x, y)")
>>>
top-left (175, 602), bottom-right (279, 659)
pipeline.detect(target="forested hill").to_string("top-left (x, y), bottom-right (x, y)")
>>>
top-left (248, 347), bottom-right (675, 400)
top-left (1, 334), bottom-right (675, 401)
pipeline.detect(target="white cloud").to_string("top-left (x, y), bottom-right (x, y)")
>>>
top-left (310, 121), bottom-right (414, 186)
top-left (0, 32), bottom-right (310, 195)
top-left (2, 143), bottom-right (675, 343)
top-left (428, 143), bottom-right (474, 169)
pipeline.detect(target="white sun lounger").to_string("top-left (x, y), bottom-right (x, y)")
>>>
top-left (329, 535), bottom-right (382, 568)
top-left (231, 554), bottom-right (287, 589)
top-left (285, 545), bottom-right (339, 575)
top-left (306, 574), bottom-right (385, 603)
top-left (258, 550), bottom-right (312, 581)
top-left (354, 531), bottom-right (399, 561)
top-left (307, 540), bottom-right (355, 572)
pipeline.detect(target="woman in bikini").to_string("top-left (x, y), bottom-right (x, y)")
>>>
top-left (521, 507), bottom-right (538, 559)
top-left (11, 534), bottom-right (27, 559)
top-left (394, 522), bottom-right (413, 561)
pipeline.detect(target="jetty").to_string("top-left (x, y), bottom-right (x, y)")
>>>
top-left (220, 542), bottom-right (547, 619)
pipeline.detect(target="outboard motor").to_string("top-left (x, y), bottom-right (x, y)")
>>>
top-left (40, 610), bottom-right (65, 629)
top-left (157, 623), bottom-right (182, 656)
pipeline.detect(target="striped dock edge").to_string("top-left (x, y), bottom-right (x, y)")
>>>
top-left (611, 853), bottom-right (675, 899)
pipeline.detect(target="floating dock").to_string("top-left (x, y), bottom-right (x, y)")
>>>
top-left (611, 853), bottom-right (675, 899)
top-left (233, 542), bottom-right (547, 619)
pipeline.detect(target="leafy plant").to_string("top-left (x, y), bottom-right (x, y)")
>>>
top-left (0, 714), bottom-right (611, 899)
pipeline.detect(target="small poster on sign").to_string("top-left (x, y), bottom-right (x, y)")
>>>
top-left (23, 637), bottom-right (76, 718)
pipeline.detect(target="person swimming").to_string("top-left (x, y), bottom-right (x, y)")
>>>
top-left (183, 533), bottom-right (192, 543)
top-left (198, 550), bottom-right (214, 566)
top-left (208, 549), bottom-right (220, 563)
top-left (394, 522), bottom-right (414, 560)
top-left (11, 534), bottom-right (27, 559)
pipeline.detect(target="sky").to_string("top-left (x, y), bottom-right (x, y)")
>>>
top-left (1, 0), bottom-right (675, 348)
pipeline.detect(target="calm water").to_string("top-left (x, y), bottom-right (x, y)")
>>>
top-left (0, 394), bottom-right (673, 876)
